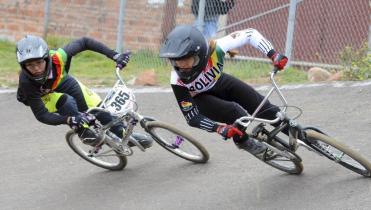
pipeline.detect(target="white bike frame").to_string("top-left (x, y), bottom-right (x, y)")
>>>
top-left (234, 68), bottom-right (316, 152)
top-left (87, 68), bottom-right (151, 155)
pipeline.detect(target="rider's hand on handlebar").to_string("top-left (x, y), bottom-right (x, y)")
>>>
top-left (113, 50), bottom-right (131, 70)
top-left (67, 113), bottom-right (96, 130)
top-left (269, 50), bottom-right (288, 70)
top-left (214, 124), bottom-right (243, 139)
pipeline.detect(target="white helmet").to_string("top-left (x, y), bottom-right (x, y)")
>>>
top-left (16, 35), bottom-right (51, 84)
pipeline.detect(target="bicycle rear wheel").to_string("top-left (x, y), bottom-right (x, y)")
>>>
top-left (145, 121), bottom-right (209, 163)
top-left (66, 130), bottom-right (127, 171)
top-left (305, 130), bottom-right (371, 177)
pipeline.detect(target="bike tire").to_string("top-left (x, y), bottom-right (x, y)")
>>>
top-left (145, 121), bottom-right (209, 163)
top-left (305, 130), bottom-right (371, 177)
top-left (66, 130), bottom-right (127, 171)
top-left (260, 138), bottom-right (304, 175)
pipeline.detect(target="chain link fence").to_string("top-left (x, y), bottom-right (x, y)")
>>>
top-left (1, 0), bottom-right (370, 81)
top-left (210, 0), bottom-right (369, 69)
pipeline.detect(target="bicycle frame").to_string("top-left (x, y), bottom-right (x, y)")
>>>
top-left (234, 67), bottom-right (317, 152)
top-left (87, 68), bottom-right (153, 155)
top-left (72, 68), bottom-right (210, 165)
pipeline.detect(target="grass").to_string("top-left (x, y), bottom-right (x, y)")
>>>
top-left (0, 40), bottom-right (20, 87)
top-left (223, 59), bottom-right (308, 85)
top-left (0, 38), bottom-right (309, 88)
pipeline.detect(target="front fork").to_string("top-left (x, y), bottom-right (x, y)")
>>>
top-left (289, 122), bottom-right (329, 155)
top-left (252, 119), bottom-right (308, 153)
top-left (249, 115), bottom-right (329, 157)
top-left (121, 113), bottom-right (156, 152)
top-left (285, 119), bottom-right (319, 153)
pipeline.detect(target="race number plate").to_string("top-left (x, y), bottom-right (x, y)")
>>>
top-left (103, 84), bottom-right (135, 115)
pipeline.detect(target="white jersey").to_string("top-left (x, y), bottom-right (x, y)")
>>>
top-left (170, 28), bottom-right (274, 95)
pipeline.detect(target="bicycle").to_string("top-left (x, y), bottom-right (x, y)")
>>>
top-left (66, 68), bottom-right (209, 170)
top-left (233, 67), bottom-right (371, 177)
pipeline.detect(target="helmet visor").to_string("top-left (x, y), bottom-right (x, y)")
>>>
top-left (169, 55), bottom-right (200, 70)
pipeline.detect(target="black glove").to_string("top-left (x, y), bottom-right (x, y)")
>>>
top-left (67, 113), bottom-right (96, 130)
top-left (113, 51), bottom-right (131, 70)
top-left (214, 124), bottom-right (243, 139)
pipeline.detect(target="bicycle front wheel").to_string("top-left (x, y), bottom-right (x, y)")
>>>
top-left (145, 121), bottom-right (209, 163)
top-left (305, 130), bottom-right (371, 177)
top-left (261, 139), bottom-right (303, 175)
top-left (66, 130), bottom-right (127, 171)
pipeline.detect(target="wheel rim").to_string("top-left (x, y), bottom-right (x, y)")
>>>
top-left (311, 140), bottom-right (369, 174)
top-left (266, 155), bottom-right (301, 173)
top-left (151, 127), bottom-right (205, 161)
top-left (69, 133), bottom-right (122, 168)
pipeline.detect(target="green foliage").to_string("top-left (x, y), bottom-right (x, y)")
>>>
top-left (45, 36), bottom-right (72, 49)
top-left (224, 59), bottom-right (308, 84)
top-left (129, 49), bottom-right (170, 85)
top-left (0, 40), bottom-right (19, 87)
top-left (339, 43), bottom-right (371, 80)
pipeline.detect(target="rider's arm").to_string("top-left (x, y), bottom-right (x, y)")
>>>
top-left (216, 28), bottom-right (276, 57)
top-left (19, 81), bottom-right (68, 126)
top-left (62, 37), bottom-right (117, 60)
top-left (171, 84), bottom-right (219, 132)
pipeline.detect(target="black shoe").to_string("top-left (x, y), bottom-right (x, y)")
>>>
top-left (234, 137), bottom-right (266, 153)
top-left (234, 137), bottom-right (276, 160)
top-left (77, 128), bottom-right (100, 146)
top-left (129, 133), bottom-right (153, 149)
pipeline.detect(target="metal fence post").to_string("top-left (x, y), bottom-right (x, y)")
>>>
top-left (368, 22), bottom-right (371, 55)
top-left (284, 0), bottom-right (298, 67)
top-left (43, 0), bottom-right (51, 39)
top-left (195, 0), bottom-right (206, 32)
top-left (116, 0), bottom-right (127, 53)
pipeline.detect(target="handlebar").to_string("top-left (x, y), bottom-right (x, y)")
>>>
top-left (235, 67), bottom-right (288, 129)
top-left (115, 67), bottom-right (125, 84)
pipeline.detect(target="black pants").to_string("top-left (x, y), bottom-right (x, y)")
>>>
top-left (56, 76), bottom-right (123, 138)
top-left (193, 73), bottom-right (285, 137)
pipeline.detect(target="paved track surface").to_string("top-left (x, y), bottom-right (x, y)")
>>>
top-left (1, 82), bottom-right (371, 210)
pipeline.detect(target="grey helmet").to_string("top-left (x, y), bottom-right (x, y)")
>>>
top-left (16, 35), bottom-right (51, 84)
top-left (160, 25), bottom-right (209, 84)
